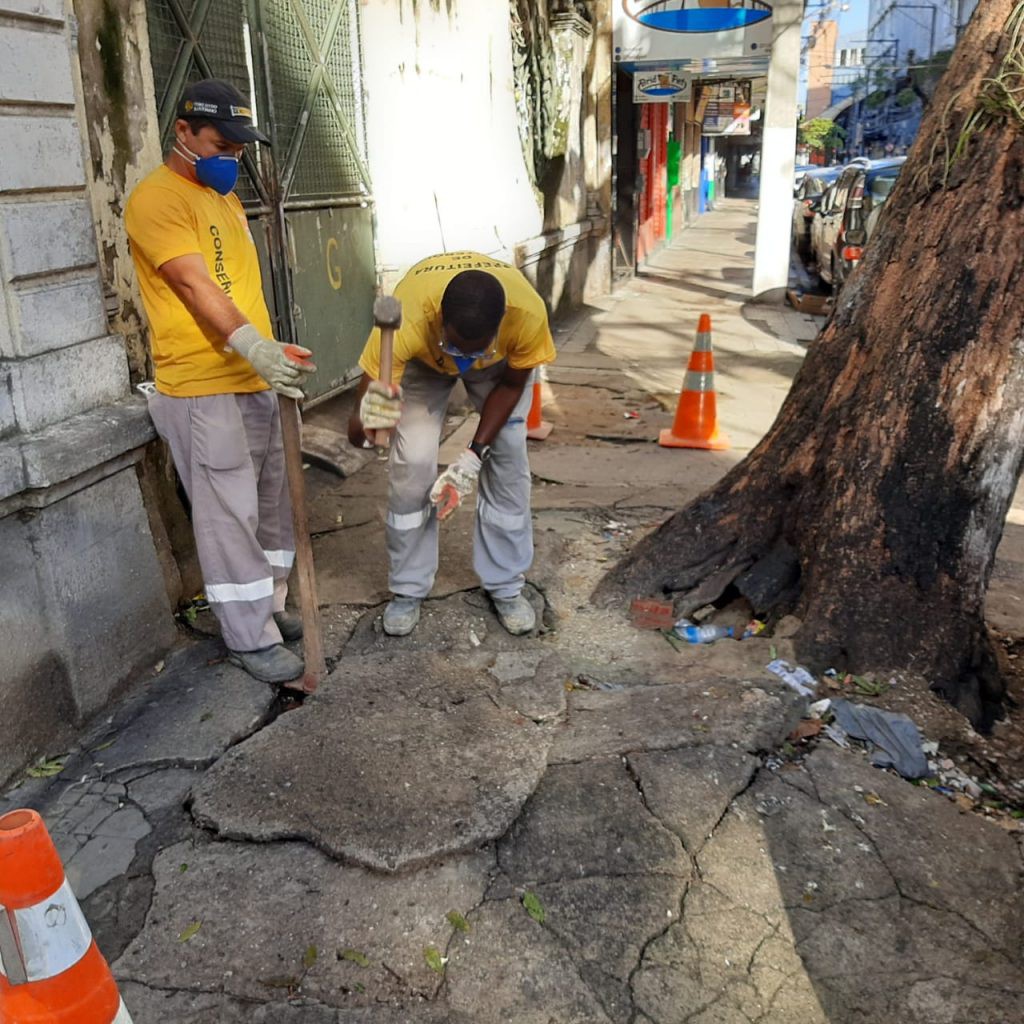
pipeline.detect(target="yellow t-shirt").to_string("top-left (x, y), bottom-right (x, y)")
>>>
top-left (358, 252), bottom-right (556, 385)
top-left (125, 164), bottom-right (273, 397)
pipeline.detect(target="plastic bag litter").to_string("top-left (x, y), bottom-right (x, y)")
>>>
top-left (830, 699), bottom-right (929, 779)
top-left (765, 659), bottom-right (817, 697)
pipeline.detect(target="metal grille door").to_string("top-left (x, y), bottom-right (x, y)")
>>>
top-left (145, 0), bottom-right (376, 401)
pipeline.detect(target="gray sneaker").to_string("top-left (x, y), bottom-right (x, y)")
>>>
top-left (273, 610), bottom-right (303, 642)
top-left (383, 595), bottom-right (422, 637)
top-left (229, 644), bottom-right (304, 684)
top-left (491, 593), bottom-right (536, 635)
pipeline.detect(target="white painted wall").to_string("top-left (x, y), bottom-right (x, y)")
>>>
top-left (360, 0), bottom-right (544, 275)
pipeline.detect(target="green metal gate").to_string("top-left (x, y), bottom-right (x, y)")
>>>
top-left (145, 0), bottom-right (376, 402)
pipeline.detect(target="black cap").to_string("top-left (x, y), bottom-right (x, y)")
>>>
top-left (177, 79), bottom-right (271, 145)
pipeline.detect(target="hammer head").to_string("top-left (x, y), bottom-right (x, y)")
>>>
top-left (373, 295), bottom-right (402, 330)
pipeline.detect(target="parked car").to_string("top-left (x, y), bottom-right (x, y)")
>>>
top-left (792, 167), bottom-right (842, 258)
top-left (813, 157), bottom-right (906, 293)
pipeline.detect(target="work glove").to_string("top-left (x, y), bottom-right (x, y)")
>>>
top-left (429, 448), bottom-right (482, 522)
top-left (359, 380), bottom-right (403, 431)
top-left (228, 324), bottom-right (316, 400)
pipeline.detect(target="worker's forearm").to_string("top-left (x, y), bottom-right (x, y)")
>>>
top-left (474, 380), bottom-right (527, 446)
top-left (171, 274), bottom-right (248, 342)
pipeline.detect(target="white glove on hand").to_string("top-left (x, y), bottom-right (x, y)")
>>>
top-left (359, 380), bottom-right (403, 430)
top-left (429, 449), bottom-right (482, 522)
top-left (228, 324), bottom-right (315, 400)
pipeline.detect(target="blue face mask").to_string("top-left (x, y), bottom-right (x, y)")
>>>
top-left (440, 334), bottom-right (492, 375)
top-left (175, 139), bottom-right (240, 196)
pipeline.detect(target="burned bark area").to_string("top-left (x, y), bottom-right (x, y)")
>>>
top-left (595, 4), bottom-right (1024, 725)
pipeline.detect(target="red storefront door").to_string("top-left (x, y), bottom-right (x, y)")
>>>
top-left (637, 102), bottom-right (669, 264)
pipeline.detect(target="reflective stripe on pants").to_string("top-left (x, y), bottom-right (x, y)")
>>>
top-left (147, 391), bottom-right (294, 651)
top-left (386, 360), bottom-right (535, 600)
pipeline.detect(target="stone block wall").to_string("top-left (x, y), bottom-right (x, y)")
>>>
top-left (0, 0), bottom-right (174, 785)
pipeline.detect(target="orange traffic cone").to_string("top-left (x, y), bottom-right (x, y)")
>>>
top-left (0, 809), bottom-right (134, 1023)
top-left (526, 365), bottom-right (553, 440)
top-left (658, 313), bottom-right (730, 451)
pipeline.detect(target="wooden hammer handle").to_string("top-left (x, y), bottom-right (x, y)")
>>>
top-left (279, 395), bottom-right (325, 694)
top-left (372, 295), bottom-right (402, 449)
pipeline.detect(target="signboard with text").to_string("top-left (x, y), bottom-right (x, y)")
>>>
top-left (633, 69), bottom-right (693, 103)
top-left (702, 82), bottom-right (752, 135)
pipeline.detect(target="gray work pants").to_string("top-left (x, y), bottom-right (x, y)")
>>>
top-left (147, 391), bottom-right (293, 652)
top-left (387, 360), bottom-right (534, 600)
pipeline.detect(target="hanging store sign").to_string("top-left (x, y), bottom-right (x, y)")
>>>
top-left (633, 68), bottom-right (693, 103)
top-left (614, 1), bottom-right (774, 64)
top-left (702, 81), bottom-right (752, 135)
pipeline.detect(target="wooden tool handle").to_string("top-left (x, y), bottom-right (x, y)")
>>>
top-left (377, 327), bottom-right (395, 449)
top-left (279, 395), bottom-right (325, 694)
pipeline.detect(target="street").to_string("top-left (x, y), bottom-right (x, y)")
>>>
top-left (4, 201), bottom-right (1023, 1024)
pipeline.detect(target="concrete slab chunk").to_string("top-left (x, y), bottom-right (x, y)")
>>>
top-left (628, 747), bottom-right (758, 854)
top-left (192, 653), bottom-right (555, 871)
top-left (446, 900), bottom-right (614, 1024)
top-left (498, 761), bottom-right (689, 884)
top-left (550, 683), bottom-right (801, 763)
top-left (116, 840), bottom-right (491, 1008)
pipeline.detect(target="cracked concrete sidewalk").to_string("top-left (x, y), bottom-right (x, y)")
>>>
top-left (4, 200), bottom-right (1024, 1024)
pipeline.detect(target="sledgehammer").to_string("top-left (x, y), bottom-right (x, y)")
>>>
top-left (372, 295), bottom-right (402, 449)
top-left (279, 345), bottom-right (326, 694)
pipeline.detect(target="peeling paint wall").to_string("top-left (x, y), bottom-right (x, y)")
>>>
top-left (73, 0), bottom-right (162, 384)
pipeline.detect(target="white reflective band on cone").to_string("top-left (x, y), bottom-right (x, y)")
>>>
top-left (113, 997), bottom-right (135, 1023)
top-left (0, 878), bottom-right (92, 983)
top-left (683, 370), bottom-right (715, 393)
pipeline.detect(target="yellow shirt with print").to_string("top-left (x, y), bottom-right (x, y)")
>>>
top-left (358, 252), bottom-right (556, 386)
top-left (125, 164), bottom-right (273, 397)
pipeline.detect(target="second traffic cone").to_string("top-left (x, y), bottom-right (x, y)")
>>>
top-left (659, 313), bottom-right (730, 451)
top-left (526, 365), bottom-right (553, 440)
top-left (0, 808), bottom-right (134, 1023)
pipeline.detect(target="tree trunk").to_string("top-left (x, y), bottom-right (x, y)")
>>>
top-left (594, 1), bottom-right (1024, 727)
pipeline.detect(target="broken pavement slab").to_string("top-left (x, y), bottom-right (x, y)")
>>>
top-left (446, 899), bottom-right (614, 1024)
top-left (628, 746), bottom-right (758, 855)
top-left (549, 682), bottom-right (803, 763)
top-left (191, 652), bottom-right (560, 871)
top-left (116, 840), bottom-right (491, 1009)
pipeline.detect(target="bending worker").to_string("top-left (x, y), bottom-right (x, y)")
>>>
top-left (348, 253), bottom-right (555, 637)
top-left (126, 79), bottom-right (316, 685)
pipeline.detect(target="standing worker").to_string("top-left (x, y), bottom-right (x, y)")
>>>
top-left (126, 79), bottom-right (316, 684)
top-left (348, 252), bottom-right (555, 637)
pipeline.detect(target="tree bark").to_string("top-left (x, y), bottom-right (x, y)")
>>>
top-left (594, 1), bottom-right (1024, 727)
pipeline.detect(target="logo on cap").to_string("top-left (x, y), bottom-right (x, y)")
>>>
top-left (229, 105), bottom-right (252, 119)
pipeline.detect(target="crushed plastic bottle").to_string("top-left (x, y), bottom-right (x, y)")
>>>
top-left (674, 623), bottom-right (734, 645)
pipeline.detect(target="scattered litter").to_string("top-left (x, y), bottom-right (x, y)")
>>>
top-left (570, 674), bottom-right (625, 693)
top-left (789, 719), bottom-right (824, 742)
top-left (468, 628), bottom-right (481, 647)
top-left (830, 699), bottom-right (929, 779)
top-left (623, 410), bottom-right (640, 420)
top-left (823, 724), bottom-right (850, 748)
top-left (153, 660), bottom-right (165, 675)
top-left (809, 699), bottom-right (832, 718)
top-left (630, 597), bottom-right (675, 631)
top-left (178, 921), bottom-right (202, 943)
top-left (755, 795), bottom-right (786, 817)
top-left (674, 621), bottom-right (734, 644)
top-left (742, 619), bottom-right (767, 639)
top-left (765, 660), bottom-right (817, 697)
top-left (862, 791), bottom-right (887, 807)
top-left (336, 513), bottom-right (345, 525)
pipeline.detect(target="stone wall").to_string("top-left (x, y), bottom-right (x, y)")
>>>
top-left (0, 0), bottom-right (174, 785)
